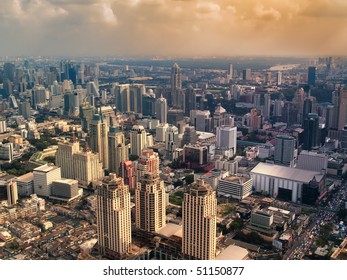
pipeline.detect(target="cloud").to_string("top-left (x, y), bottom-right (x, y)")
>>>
top-left (0, 0), bottom-right (346, 57)
top-left (254, 4), bottom-right (281, 21)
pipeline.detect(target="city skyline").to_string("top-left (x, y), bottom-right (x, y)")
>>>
top-left (0, 0), bottom-right (347, 57)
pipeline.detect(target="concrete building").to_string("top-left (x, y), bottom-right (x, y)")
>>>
top-left (33, 165), bottom-right (61, 197)
top-left (155, 95), bottom-right (168, 124)
top-left (73, 150), bottom-right (103, 186)
top-left (191, 110), bottom-right (212, 132)
top-left (55, 140), bottom-right (80, 179)
top-left (108, 127), bottom-right (129, 175)
top-left (96, 174), bottom-right (132, 258)
top-left (182, 179), bottom-right (217, 260)
top-left (274, 135), bottom-right (296, 167)
top-left (183, 144), bottom-right (208, 167)
top-left (135, 173), bottom-right (166, 233)
top-left (120, 160), bottom-right (136, 191)
top-left (250, 210), bottom-right (274, 229)
top-left (171, 63), bottom-right (182, 108)
top-left (217, 176), bottom-right (253, 200)
top-left (296, 151), bottom-right (328, 172)
top-left (88, 112), bottom-right (109, 169)
top-left (250, 162), bottom-right (326, 205)
top-left (338, 88), bottom-right (347, 131)
top-left (155, 123), bottom-right (169, 142)
top-left (216, 126), bottom-right (237, 156)
top-left (130, 125), bottom-right (147, 157)
top-left (0, 143), bottom-right (13, 162)
top-left (165, 124), bottom-right (179, 159)
top-left (136, 149), bottom-right (160, 182)
top-left (16, 173), bottom-right (34, 197)
top-left (6, 180), bottom-right (18, 206)
top-left (50, 179), bottom-right (81, 201)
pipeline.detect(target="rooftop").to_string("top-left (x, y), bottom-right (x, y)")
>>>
top-left (250, 162), bottom-right (324, 183)
top-left (157, 223), bottom-right (182, 238)
top-left (33, 164), bottom-right (60, 173)
top-left (216, 245), bottom-right (248, 260)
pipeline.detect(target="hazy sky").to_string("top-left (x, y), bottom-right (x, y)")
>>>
top-left (1, 0), bottom-right (347, 57)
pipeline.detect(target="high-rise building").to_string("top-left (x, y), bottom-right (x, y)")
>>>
top-left (165, 125), bottom-right (179, 159)
top-left (129, 84), bottom-right (145, 114)
top-left (108, 127), bottom-right (129, 175)
top-left (274, 135), bottom-right (296, 167)
top-left (155, 95), bottom-right (168, 124)
top-left (303, 113), bottom-right (319, 151)
top-left (19, 101), bottom-right (32, 119)
top-left (216, 126), bottom-right (237, 155)
top-left (32, 85), bottom-right (47, 108)
top-left (120, 161), bottom-right (136, 191)
top-left (135, 173), bottom-right (166, 233)
top-left (56, 140), bottom-right (80, 179)
top-left (190, 110), bottom-right (212, 132)
top-left (129, 125), bottom-right (147, 157)
top-left (213, 104), bottom-right (228, 130)
top-left (96, 174), bottom-right (132, 258)
top-left (228, 63), bottom-right (233, 81)
top-left (182, 179), bottom-right (217, 260)
top-left (276, 71), bottom-right (282, 85)
top-left (184, 86), bottom-right (196, 116)
top-left (73, 149), bottom-right (103, 186)
top-left (242, 69), bottom-right (251, 81)
top-left (33, 165), bottom-right (61, 197)
top-left (88, 112), bottom-right (109, 169)
top-left (0, 143), bottom-right (14, 163)
top-left (170, 63), bottom-right (182, 108)
top-left (340, 125), bottom-right (347, 150)
top-left (136, 149), bottom-right (160, 182)
top-left (181, 126), bottom-right (198, 147)
top-left (155, 123), bottom-right (169, 142)
top-left (338, 88), bottom-right (347, 131)
top-left (6, 180), bottom-right (18, 206)
top-left (308, 66), bottom-right (316, 86)
top-left (113, 84), bottom-right (130, 113)
top-left (263, 93), bottom-right (271, 120)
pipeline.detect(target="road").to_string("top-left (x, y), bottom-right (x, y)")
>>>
top-left (284, 181), bottom-right (347, 260)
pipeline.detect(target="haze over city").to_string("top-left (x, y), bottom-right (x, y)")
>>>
top-left (1, 0), bottom-right (347, 57)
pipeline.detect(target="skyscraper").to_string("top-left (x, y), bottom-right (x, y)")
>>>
top-left (96, 174), bottom-right (132, 258)
top-left (135, 173), bottom-right (166, 233)
top-left (308, 66), bottom-right (316, 86)
top-left (89, 112), bottom-right (109, 169)
top-left (155, 95), bottom-right (168, 124)
top-left (182, 179), bottom-right (217, 260)
top-left (338, 88), bottom-right (347, 131)
top-left (228, 63), bottom-right (233, 81)
top-left (165, 124), bottom-right (179, 159)
top-left (129, 125), bottom-right (147, 157)
top-left (108, 126), bottom-right (129, 175)
top-left (274, 135), bottom-right (296, 167)
top-left (7, 180), bottom-right (18, 206)
top-left (136, 149), bottom-right (160, 182)
top-left (56, 140), bottom-right (80, 179)
top-left (120, 160), bottom-right (136, 191)
top-left (216, 126), bottom-right (237, 155)
top-left (263, 94), bottom-right (271, 120)
top-left (276, 71), bottom-right (282, 85)
top-left (170, 63), bottom-right (182, 108)
top-left (129, 84), bottom-right (145, 114)
top-left (303, 113), bottom-right (319, 151)
top-left (242, 68), bottom-right (252, 81)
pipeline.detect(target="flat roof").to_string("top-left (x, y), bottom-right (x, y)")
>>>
top-left (16, 172), bottom-right (34, 182)
top-left (53, 179), bottom-right (78, 184)
top-left (250, 162), bottom-right (324, 183)
top-left (157, 223), bottom-right (182, 238)
top-left (216, 245), bottom-right (248, 260)
top-left (222, 176), bottom-right (251, 184)
top-left (33, 165), bottom-right (59, 173)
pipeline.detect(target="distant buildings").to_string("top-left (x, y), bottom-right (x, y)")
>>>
top-left (155, 95), bottom-right (168, 124)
